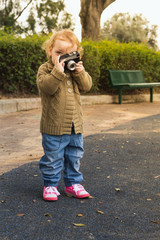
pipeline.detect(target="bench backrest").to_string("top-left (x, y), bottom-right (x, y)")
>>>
top-left (108, 70), bottom-right (145, 86)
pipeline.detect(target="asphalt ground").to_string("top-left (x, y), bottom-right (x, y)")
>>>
top-left (0, 103), bottom-right (160, 240)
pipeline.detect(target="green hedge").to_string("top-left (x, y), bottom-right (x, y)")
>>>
top-left (0, 34), bottom-right (47, 94)
top-left (81, 40), bottom-right (160, 93)
top-left (0, 34), bottom-right (160, 95)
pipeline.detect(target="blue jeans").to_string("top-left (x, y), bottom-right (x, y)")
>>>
top-left (39, 130), bottom-right (84, 187)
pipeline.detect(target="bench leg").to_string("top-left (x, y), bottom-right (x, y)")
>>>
top-left (150, 88), bottom-right (153, 102)
top-left (118, 88), bottom-right (122, 104)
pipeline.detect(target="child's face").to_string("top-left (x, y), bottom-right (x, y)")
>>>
top-left (49, 39), bottom-right (77, 65)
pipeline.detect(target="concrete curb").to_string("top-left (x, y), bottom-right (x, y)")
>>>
top-left (0, 94), bottom-right (160, 114)
top-left (0, 98), bottom-right (41, 114)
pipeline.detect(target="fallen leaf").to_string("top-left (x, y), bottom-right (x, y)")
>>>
top-left (115, 188), bottom-right (120, 192)
top-left (154, 175), bottom-right (160, 179)
top-left (32, 199), bottom-right (37, 203)
top-left (65, 194), bottom-right (72, 197)
top-left (17, 213), bottom-right (25, 217)
top-left (18, 122), bottom-right (24, 125)
top-left (89, 196), bottom-right (94, 199)
top-left (44, 213), bottom-right (51, 217)
top-left (151, 220), bottom-right (160, 224)
top-left (77, 214), bottom-right (83, 217)
top-left (88, 233), bottom-right (95, 239)
top-left (73, 223), bottom-right (85, 227)
top-left (96, 210), bottom-right (104, 215)
top-left (94, 149), bottom-right (100, 153)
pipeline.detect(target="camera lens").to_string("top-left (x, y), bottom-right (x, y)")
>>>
top-left (67, 60), bottom-right (76, 71)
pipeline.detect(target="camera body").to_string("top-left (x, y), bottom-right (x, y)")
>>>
top-left (59, 51), bottom-right (80, 71)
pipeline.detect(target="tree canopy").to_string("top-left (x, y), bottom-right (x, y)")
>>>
top-left (101, 12), bottom-right (158, 49)
top-left (0, 0), bottom-right (75, 34)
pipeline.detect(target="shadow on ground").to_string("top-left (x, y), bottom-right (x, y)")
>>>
top-left (1, 115), bottom-right (160, 240)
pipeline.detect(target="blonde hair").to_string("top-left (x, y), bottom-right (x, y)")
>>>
top-left (42, 29), bottom-right (83, 59)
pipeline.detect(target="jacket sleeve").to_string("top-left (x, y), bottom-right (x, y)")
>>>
top-left (72, 70), bottom-right (92, 92)
top-left (36, 63), bottom-right (66, 95)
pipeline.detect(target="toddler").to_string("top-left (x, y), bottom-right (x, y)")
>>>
top-left (36, 29), bottom-right (92, 201)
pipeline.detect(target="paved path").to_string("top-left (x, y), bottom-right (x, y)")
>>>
top-left (1, 102), bottom-right (160, 175)
top-left (0, 102), bottom-right (160, 239)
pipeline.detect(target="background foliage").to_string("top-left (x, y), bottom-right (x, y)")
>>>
top-left (0, 33), bottom-right (160, 96)
top-left (101, 13), bottom-right (158, 50)
top-left (0, 0), bottom-right (74, 35)
top-left (0, 33), bottom-right (47, 94)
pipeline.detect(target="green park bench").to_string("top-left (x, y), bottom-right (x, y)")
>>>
top-left (108, 70), bottom-right (160, 104)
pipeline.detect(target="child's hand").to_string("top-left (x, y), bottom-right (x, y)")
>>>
top-left (74, 61), bottom-right (84, 73)
top-left (54, 56), bottom-right (65, 72)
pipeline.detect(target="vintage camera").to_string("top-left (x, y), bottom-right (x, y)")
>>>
top-left (59, 51), bottom-right (80, 71)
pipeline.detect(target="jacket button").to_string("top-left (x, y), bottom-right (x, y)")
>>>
top-left (67, 80), bottom-right (71, 85)
top-left (68, 88), bottom-right (72, 93)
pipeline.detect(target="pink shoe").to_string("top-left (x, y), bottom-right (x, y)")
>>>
top-left (43, 186), bottom-right (60, 201)
top-left (65, 184), bottom-right (90, 198)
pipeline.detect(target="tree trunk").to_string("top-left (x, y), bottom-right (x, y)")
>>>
top-left (79, 0), bottom-right (116, 40)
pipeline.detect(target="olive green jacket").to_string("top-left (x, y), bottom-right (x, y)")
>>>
top-left (36, 60), bottom-right (92, 135)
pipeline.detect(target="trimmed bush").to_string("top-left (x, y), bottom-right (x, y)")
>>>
top-left (0, 34), bottom-right (47, 94)
top-left (81, 42), bottom-right (101, 92)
